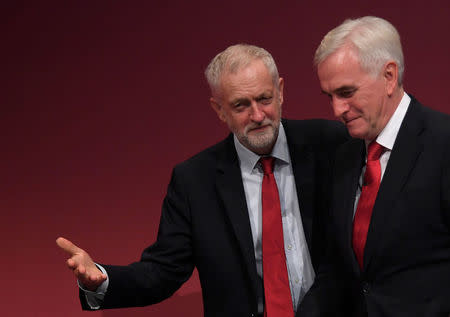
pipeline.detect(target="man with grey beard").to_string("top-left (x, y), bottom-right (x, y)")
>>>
top-left (57, 44), bottom-right (348, 317)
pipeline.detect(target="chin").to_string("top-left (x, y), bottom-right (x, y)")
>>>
top-left (237, 124), bottom-right (280, 154)
top-left (347, 127), bottom-right (368, 140)
top-left (247, 134), bottom-right (276, 153)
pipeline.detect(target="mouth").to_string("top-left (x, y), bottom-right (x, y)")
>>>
top-left (343, 117), bottom-right (359, 125)
top-left (248, 124), bottom-right (270, 133)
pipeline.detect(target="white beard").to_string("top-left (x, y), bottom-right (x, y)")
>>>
top-left (235, 119), bottom-right (280, 154)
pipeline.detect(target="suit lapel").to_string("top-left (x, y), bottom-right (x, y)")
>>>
top-left (215, 135), bottom-right (259, 298)
top-left (283, 121), bottom-right (316, 256)
top-left (363, 99), bottom-right (425, 271)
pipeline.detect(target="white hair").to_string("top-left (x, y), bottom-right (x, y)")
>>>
top-left (314, 16), bottom-right (404, 85)
top-left (205, 44), bottom-right (280, 95)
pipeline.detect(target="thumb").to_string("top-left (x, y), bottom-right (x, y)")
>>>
top-left (56, 237), bottom-right (81, 256)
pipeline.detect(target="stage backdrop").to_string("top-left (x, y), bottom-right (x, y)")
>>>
top-left (2, 1), bottom-right (449, 316)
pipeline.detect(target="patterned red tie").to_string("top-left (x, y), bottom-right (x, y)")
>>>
top-left (260, 157), bottom-right (294, 317)
top-left (352, 141), bottom-right (384, 270)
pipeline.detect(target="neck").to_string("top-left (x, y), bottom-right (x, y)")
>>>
top-left (391, 86), bottom-right (404, 106)
top-left (366, 87), bottom-right (405, 142)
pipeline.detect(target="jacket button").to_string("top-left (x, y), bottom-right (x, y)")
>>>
top-left (362, 282), bottom-right (370, 294)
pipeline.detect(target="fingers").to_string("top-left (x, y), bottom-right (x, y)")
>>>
top-left (71, 262), bottom-right (107, 281)
top-left (86, 272), bottom-right (107, 284)
top-left (56, 236), bottom-right (107, 290)
top-left (75, 264), bottom-right (107, 291)
top-left (56, 237), bottom-right (81, 256)
top-left (66, 257), bottom-right (77, 270)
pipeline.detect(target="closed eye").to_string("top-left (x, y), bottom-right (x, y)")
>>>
top-left (335, 86), bottom-right (357, 98)
top-left (232, 98), bottom-right (250, 110)
top-left (256, 95), bottom-right (273, 105)
top-left (338, 90), bottom-right (356, 98)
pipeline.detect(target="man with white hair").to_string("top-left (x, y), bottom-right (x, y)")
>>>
top-left (299, 16), bottom-right (450, 317)
top-left (57, 44), bottom-right (348, 317)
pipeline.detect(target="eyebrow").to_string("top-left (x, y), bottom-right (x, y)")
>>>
top-left (230, 97), bottom-right (249, 106)
top-left (256, 92), bottom-right (273, 99)
top-left (230, 91), bottom-right (274, 105)
top-left (321, 85), bottom-right (357, 96)
top-left (333, 85), bottom-right (357, 94)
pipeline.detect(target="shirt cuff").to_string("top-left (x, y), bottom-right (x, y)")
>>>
top-left (77, 264), bottom-right (109, 309)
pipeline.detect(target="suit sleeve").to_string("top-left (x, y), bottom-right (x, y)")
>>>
top-left (297, 208), bottom-right (352, 317)
top-left (81, 166), bottom-right (195, 310)
top-left (442, 137), bottom-right (450, 229)
top-left (297, 124), bottom-right (352, 317)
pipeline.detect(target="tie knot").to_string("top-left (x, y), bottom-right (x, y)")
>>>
top-left (367, 141), bottom-right (384, 161)
top-left (260, 156), bottom-right (275, 175)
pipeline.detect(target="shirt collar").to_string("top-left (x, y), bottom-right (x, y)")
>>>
top-left (234, 123), bottom-right (291, 173)
top-left (372, 92), bottom-right (411, 151)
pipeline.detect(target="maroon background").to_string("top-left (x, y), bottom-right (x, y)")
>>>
top-left (2, 1), bottom-right (450, 316)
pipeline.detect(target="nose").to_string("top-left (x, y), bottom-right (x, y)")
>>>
top-left (331, 96), bottom-right (349, 118)
top-left (249, 102), bottom-right (265, 122)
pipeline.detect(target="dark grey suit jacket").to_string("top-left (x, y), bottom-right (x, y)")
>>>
top-left (80, 119), bottom-right (348, 317)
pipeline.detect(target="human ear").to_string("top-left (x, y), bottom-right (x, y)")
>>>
top-left (210, 97), bottom-right (226, 123)
top-left (384, 61), bottom-right (398, 96)
top-left (278, 77), bottom-right (284, 105)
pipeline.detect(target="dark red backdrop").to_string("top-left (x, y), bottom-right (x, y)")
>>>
top-left (2, 1), bottom-right (449, 316)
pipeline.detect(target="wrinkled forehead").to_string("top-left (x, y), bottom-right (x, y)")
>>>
top-left (215, 60), bottom-right (278, 101)
top-left (318, 47), bottom-right (364, 77)
top-left (317, 48), bottom-right (372, 93)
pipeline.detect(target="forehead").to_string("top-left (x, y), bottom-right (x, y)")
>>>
top-left (317, 47), bottom-right (366, 90)
top-left (218, 60), bottom-right (275, 101)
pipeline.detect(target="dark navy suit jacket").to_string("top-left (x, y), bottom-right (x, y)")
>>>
top-left (80, 119), bottom-right (348, 317)
top-left (300, 98), bottom-right (450, 317)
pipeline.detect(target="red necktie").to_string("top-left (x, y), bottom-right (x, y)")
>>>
top-left (260, 157), bottom-right (294, 317)
top-left (352, 141), bottom-right (384, 270)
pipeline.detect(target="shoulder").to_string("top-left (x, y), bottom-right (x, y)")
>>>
top-left (282, 118), bottom-right (350, 148)
top-left (408, 97), bottom-right (450, 138)
top-left (418, 104), bottom-right (450, 132)
top-left (282, 118), bottom-right (344, 131)
top-left (171, 134), bottom-right (234, 177)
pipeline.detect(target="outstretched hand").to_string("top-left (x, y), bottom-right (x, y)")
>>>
top-left (56, 237), bottom-right (107, 291)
